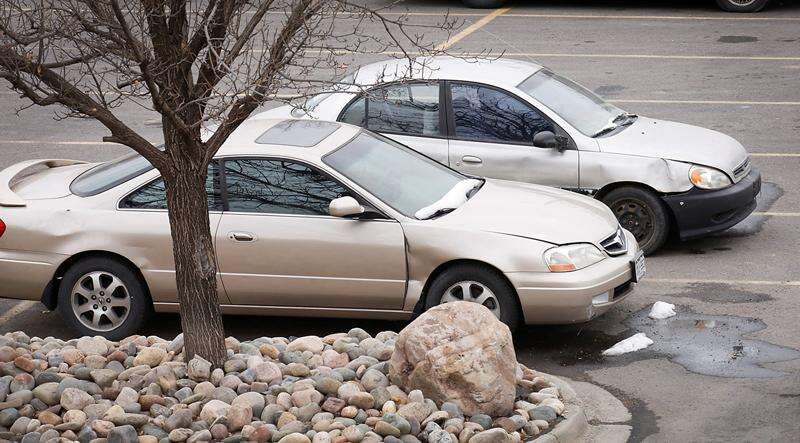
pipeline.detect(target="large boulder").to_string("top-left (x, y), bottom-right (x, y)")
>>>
top-left (389, 301), bottom-right (516, 417)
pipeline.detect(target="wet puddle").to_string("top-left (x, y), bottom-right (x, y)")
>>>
top-left (667, 282), bottom-right (773, 304)
top-left (625, 307), bottom-right (800, 378)
top-left (715, 182), bottom-right (783, 238)
top-left (517, 306), bottom-right (800, 379)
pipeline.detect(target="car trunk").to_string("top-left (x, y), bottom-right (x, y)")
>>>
top-left (10, 163), bottom-right (94, 200)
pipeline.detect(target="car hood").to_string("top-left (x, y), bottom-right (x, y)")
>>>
top-left (598, 117), bottom-right (749, 179)
top-left (435, 179), bottom-right (619, 246)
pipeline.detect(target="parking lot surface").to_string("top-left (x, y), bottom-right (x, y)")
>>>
top-left (1, 1), bottom-right (799, 441)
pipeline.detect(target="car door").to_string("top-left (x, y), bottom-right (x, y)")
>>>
top-left (117, 163), bottom-right (229, 304)
top-left (445, 81), bottom-right (579, 188)
top-left (215, 157), bottom-right (408, 309)
top-left (338, 81), bottom-right (450, 164)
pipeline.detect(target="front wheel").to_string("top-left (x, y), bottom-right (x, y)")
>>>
top-left (462, 0), bottom-right (508, 8)
top-left (601, 187), bottom-right (670, 255)
top-left (715, 0), bottom-right (769, 12)
top-left (57, 257), bottom-right (150, 340)
top-left (425, 264), bottom-right (521, 331)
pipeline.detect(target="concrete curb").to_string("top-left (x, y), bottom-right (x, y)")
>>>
top-left (530, 372), bottom-right (589, 443)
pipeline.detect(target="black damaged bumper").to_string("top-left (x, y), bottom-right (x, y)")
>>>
top-left (662, 168), bottom-right (761, 240)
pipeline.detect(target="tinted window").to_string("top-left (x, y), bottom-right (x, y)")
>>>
top-left (450, 83), bottom-right (553, 144)
top-left (72, 150), bottom-right (158, 197)
top-left (120, 163), bottom-right (222, 211)
top-left (340, 97), bottom-right (366, 126)
top-left (224, 159), bottom-right (349, 215)
top-left (367, 83), bottom-right (440, 136)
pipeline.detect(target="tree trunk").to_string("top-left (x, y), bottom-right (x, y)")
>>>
top-left (162, 157), bottom-right (227, 367)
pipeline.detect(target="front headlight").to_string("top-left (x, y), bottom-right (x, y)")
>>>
top-left (689, 165), bottom-right (732, 190)
top-left (543, 244), bottom-right (606, 272)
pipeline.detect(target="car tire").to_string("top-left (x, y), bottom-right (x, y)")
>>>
top-left (425, 264), bottom-right (521, 331)
top-left (601, 186), bottom-right (670, 255)
top-left (715, 0), bottom-right (769, 12)
top-left (462, 0), bottom-right (508, 8)
top-left (57, 257), bottom-right (150, 340)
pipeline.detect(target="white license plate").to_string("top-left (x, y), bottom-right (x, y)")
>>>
top-left (631, 250), bottom-right (646, 283)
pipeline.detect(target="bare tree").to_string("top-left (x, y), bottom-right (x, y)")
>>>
top-left (0, 0), bottom-right (460, 366)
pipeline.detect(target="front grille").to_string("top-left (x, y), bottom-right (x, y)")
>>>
top-left (733, 157), bottom-right (751, 182)
top-left (600, 227), bottom-right (628, 256)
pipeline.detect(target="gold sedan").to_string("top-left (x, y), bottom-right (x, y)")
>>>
top-left (0, 119), bottom-right (643, 338)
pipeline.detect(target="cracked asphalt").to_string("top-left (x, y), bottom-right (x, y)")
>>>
top-left (1, 0), bottom-right (799, 441)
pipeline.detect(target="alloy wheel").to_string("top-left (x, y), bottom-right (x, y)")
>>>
top-left (70, 271), bottom-right (131, 332)
top-left (439, 280), bottom-right (501, 318)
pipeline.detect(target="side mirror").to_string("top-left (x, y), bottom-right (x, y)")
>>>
top-left (532, 131), bottom-right (558, 149)
top-left (329, 196), bottom-right (365, 218)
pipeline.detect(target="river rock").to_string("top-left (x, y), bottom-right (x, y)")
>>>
top-left (60, 387), bottom-right (94, 410)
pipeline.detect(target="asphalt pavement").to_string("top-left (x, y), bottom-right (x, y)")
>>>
top-left (1, 0), bottom-right (799, 441)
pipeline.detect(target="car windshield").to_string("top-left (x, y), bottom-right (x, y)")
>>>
top-left (518, 69), bottom-right (625, 137)
top-left (70, 150), bottom-right (157, 197)
top-left (323, 132), bottom-right (472, 218)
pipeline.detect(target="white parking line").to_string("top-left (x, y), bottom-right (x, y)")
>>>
top-left (753, 212), bottom-right (800, 217)
top-left (644, 278), bottom-right (800, 286)
top-left (0, 301), bottom-right (37, 327)
top-left (608, 99), bottom-right (800, 106)
top-left (448, 52), bottom-right (800, 61)
top-left (750, 153), bottom-right (800, 157)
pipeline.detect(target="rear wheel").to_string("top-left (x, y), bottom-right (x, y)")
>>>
top-left (462, 0), bottom-right (508, 8)
top-left (425, 264), bottom-right (521, 331)
top-left (57, 257), bottom-right (150, 340)
top-left (715, 0), bottom-right (769, 12)
top-left (601, 186), bottom-right (670, 255)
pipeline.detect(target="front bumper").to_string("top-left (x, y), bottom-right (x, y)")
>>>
top-left (507, 230), bottom-right (639, 324)
top-left (662, 168), bottom-right (761, 240)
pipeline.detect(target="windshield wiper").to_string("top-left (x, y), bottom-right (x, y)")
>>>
top-left (614, 112), bottom-right (638, 126)
top-left (422, 207), bottom-right (456, 220)
top-left (594, 113), bottom-right (637, 137)
top-left (466, 180), bottom-right (484, 198)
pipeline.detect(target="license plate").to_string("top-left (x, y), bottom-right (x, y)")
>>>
top-left (631, 250), bottom-right (646, 283)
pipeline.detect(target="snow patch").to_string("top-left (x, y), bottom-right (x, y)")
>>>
top-left (648, 301), bottom-right (676, 320)
top-left (602, 333), bottom-right (654, 356)
top-left (415, 179), bottom-right (481, 220)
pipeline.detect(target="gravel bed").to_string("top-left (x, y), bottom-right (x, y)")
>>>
top-left (0, 329), bottom-right (566, 443)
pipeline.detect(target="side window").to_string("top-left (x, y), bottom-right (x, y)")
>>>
top-left (120, 163), bottom-right (222, 210)
top-left (450, 83), bottom-right (553, 144)
top-left (367, 83), bottom-right (441, 136)
top-left (340, 97), bottom-right (365, 127)
top-left (339, 83), bottom-right (441, 137)
top-left (224, 159), bottom-right (350, 215)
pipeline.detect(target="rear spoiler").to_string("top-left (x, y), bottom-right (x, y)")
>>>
top-left (0, 159), bottom-right (87, 207)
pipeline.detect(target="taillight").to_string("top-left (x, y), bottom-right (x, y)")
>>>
top-left (0, 218), bottom-right (5, 238)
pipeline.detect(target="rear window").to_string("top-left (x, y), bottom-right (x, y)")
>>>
top-left (70, 150), bottom-right (156, 197)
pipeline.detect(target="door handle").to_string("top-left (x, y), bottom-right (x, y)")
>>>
top-left (228, 231), bottom-right (256, 242)
top-left (462, 155), bottom-right (483, 164)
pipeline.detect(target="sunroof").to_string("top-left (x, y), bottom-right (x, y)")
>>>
top-left (255, 120), bottom-right (340, 147)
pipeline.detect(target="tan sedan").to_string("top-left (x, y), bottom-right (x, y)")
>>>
top-left (0, 119), bottom-right (644, 338)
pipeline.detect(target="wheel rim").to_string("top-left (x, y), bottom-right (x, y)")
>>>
top-left (727, 0), bottom-right (757, 5)
top-left (70, 271), bottom-right (131, 332)
top-left (611, 198), bottom-right (656, 247)
top-left (440, 281), bottom-right (501, 318)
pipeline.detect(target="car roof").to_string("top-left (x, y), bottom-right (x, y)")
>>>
top-left (215, 118), bottom-right (361, 161)
top-left (352, 56), bottom-right (543, 88)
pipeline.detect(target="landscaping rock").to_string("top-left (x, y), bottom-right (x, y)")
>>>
top-left (389, 302), bottom-right (516, 417)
